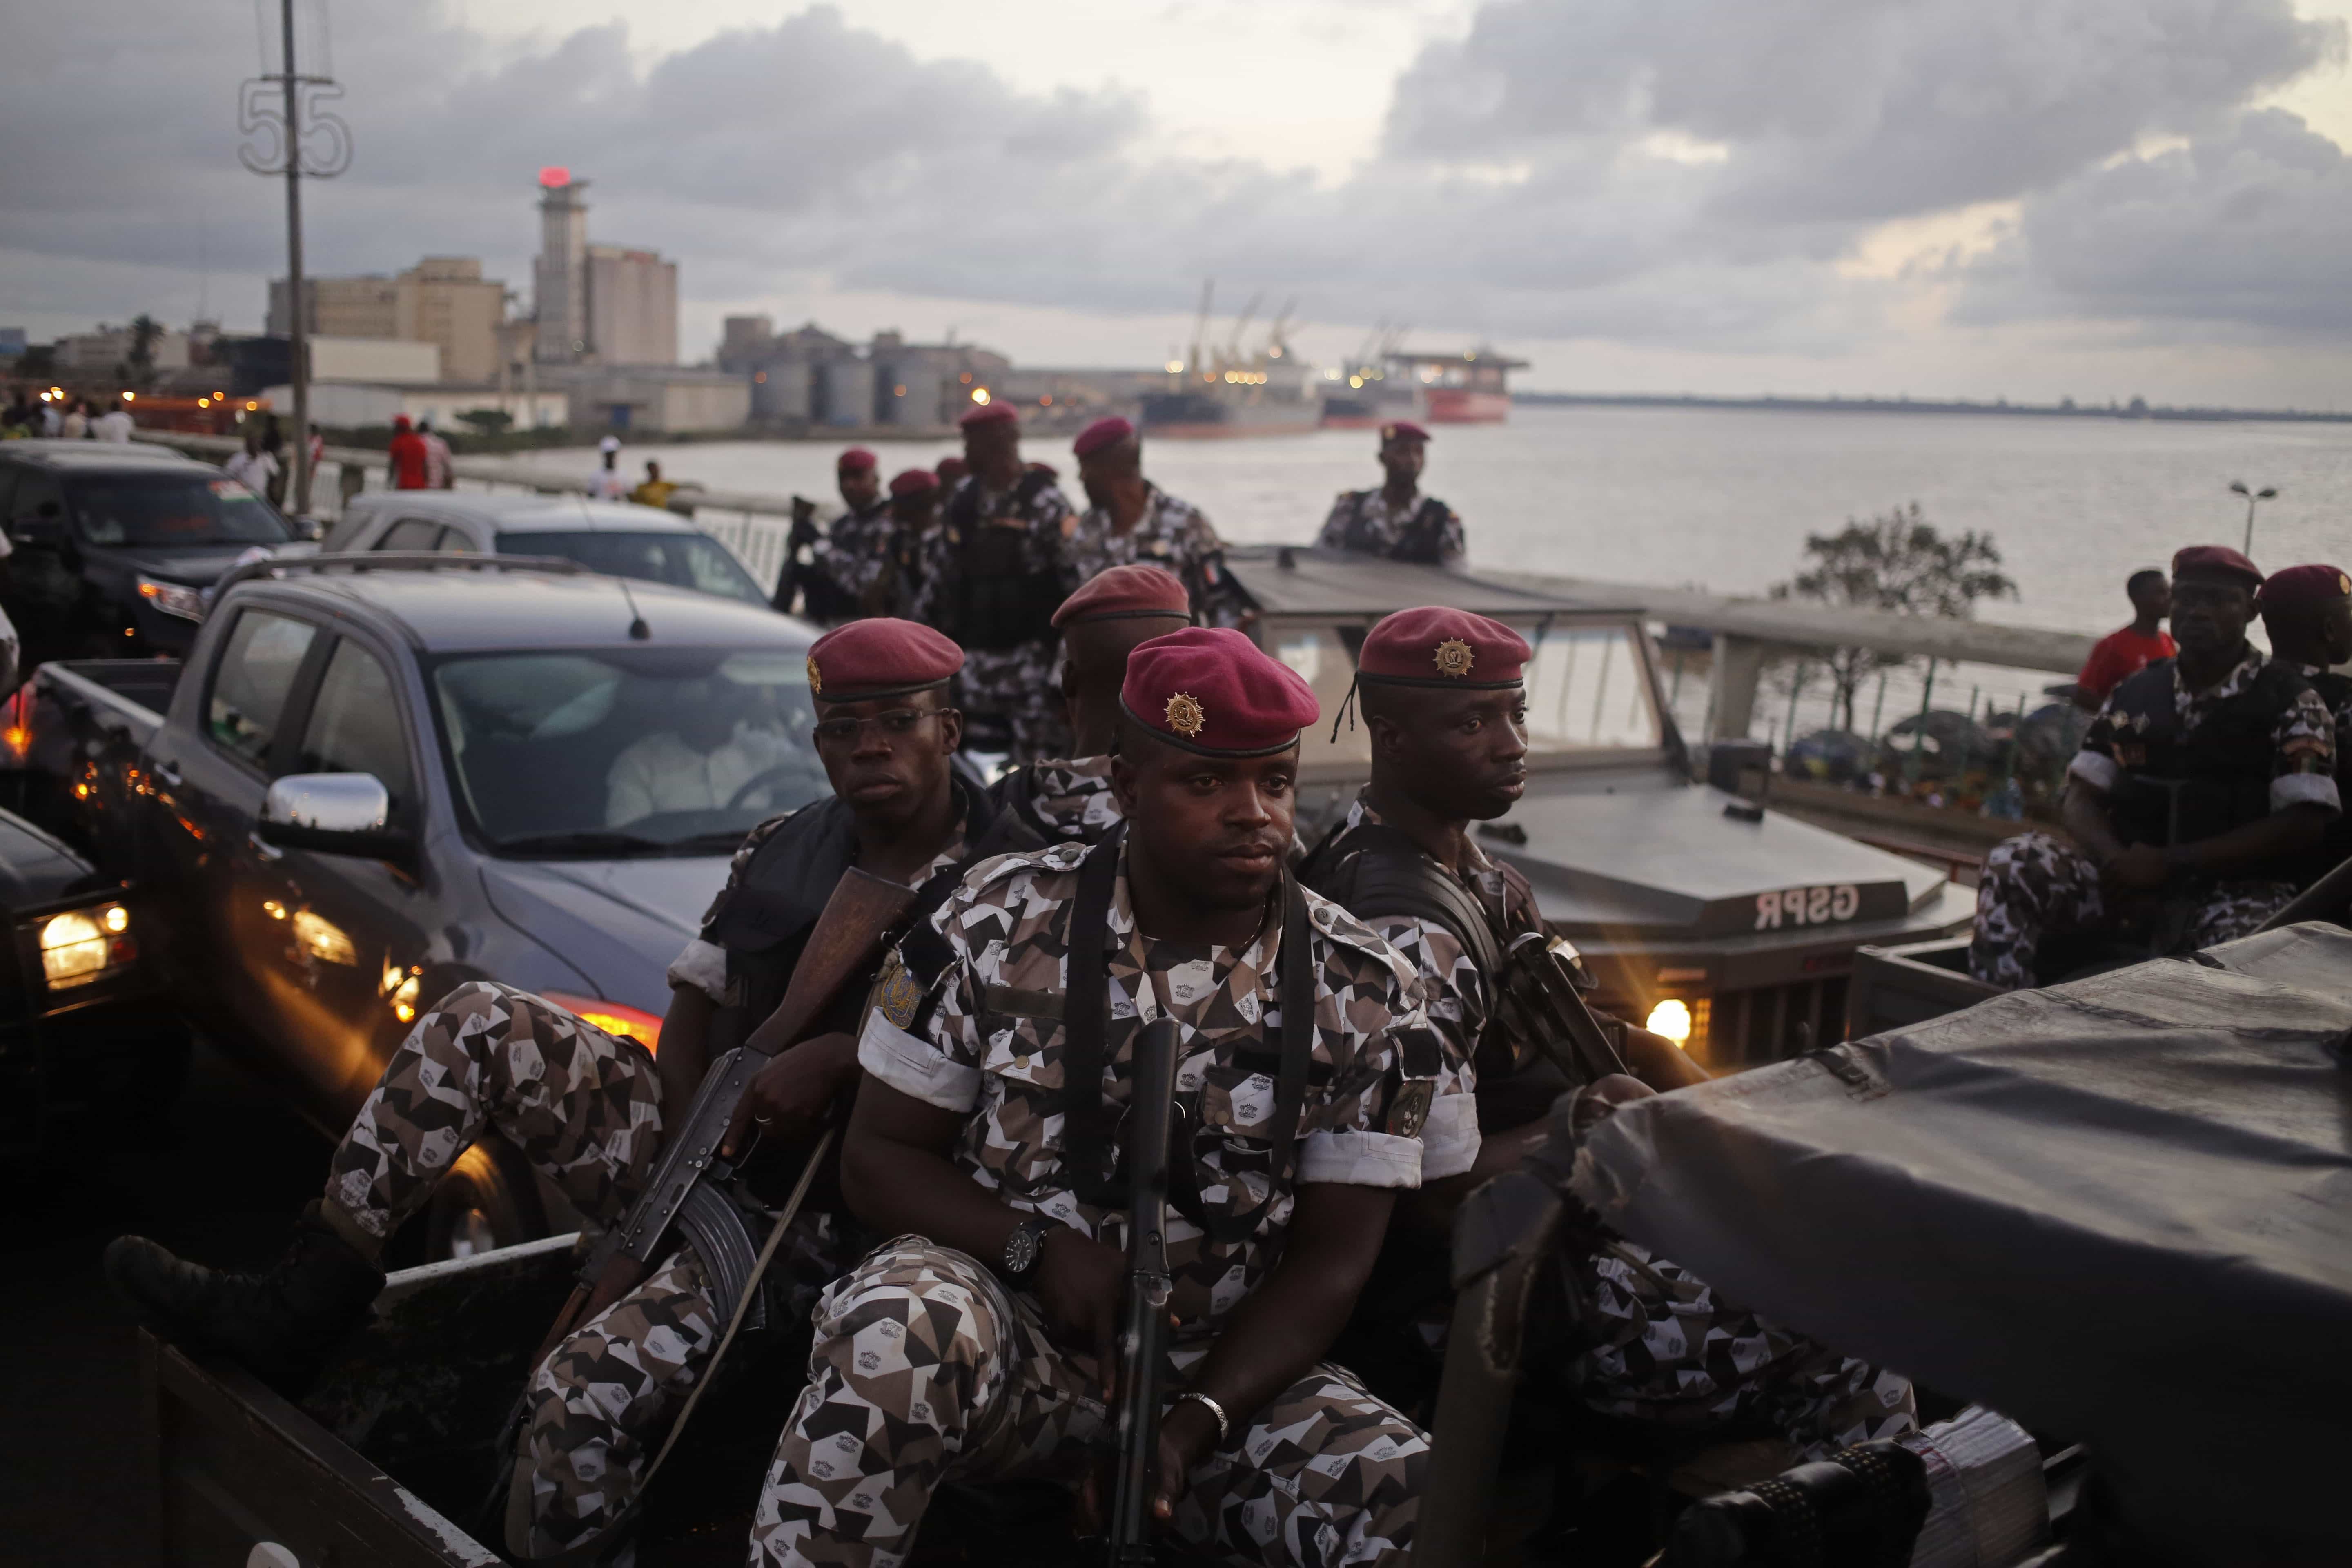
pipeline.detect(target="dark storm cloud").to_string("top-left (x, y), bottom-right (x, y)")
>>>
top-left (2, 0), bottom-right (2347, 351)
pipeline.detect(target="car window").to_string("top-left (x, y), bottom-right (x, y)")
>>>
top-left (62, 470), bottom-right (290, 547)
top-left (378, 518), bottom-right (442, 552)
top-left (495, 530), bottom-right (767, 606)
top-left (1523, 624), bottom-right (1663, 752)
top-left (296, 639), bottom-right (415, 817)
top-left (207, 610), bottom-right (320, 766)
top-left (8, 471), bottom-right (65, 531)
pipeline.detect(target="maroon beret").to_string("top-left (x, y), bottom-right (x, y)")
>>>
top-left (805, 618), bottom-right (963, 703)
top-left (934, 456), bottom-right (969, 483)
top-left (2172, 544), bottom-right (2264, 590)
top-left (1120, 627), bottom-right (1319, 757)
top-left (958, 401), bottom-right (1018, 431)
top-left (1358, 607), bottom-right (1530, 689)
top-left (2258, 562), bottom-right (2351, 608)
top-left (837, 446), bottom-right (878, 474)
top-left (1073, 416), bottom-right (1136, 458)
top-left (1053, 564), bottom-right (1191, 628)
top-left (1027, 459), bottom-right (1059, 481)
top-left (888, 468), bottom-right (938, 498)
top-left (1379, 420), bottom-right (1430, 445)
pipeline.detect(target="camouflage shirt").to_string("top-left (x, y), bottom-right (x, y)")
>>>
top-left (2070, 646), bottom-right (2340, 813)
top-left (817, 499), bottom-right (897, 607)
top-left (857, 839), bottom-right (1444, 1345)
top-left (1005, 754), bottom-right (1120, 844)
top-left (1065, 483), bottom-right (1244, 625)
top-left (1315, 488), bottom-right (1465, 563)
top-left (1308, 796), bottom-right (1497, 1178)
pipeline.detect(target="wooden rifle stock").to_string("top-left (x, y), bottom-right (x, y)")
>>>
top-left (1105, 1018), bottom-right (1181, 1567)
top-left (531, 866), bottom-right (918, 1365)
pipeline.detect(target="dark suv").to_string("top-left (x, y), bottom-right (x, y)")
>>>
top-left (0, 439), bottom-right (307, 663)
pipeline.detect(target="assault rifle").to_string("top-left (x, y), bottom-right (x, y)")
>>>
top-left (1497, 931), bottom-right (1711, 1094)
top-left (1104, 1017), bottom-right (1182, 1567)
top-left (530, 866), bottom-right (917, 1367)
top-left (771, 494), bottom-right (824, 615)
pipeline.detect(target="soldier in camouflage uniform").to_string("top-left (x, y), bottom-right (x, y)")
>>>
top-left (1067, 416), bottom-right (1246, 626)
top-left (1305, 608), bottom-right (1915, 1458)
top-left (2257, 563), bottom-right (2352, 878)
top-left (912, 404), bottom-right (1080, 763)
top-left (803, 448), bottom-right (894, 622)
top-left (1972, 547), bottom-right (2339, 989)
top-left (108, 622), bottom-right (1034, 1561)
top-left (1315, 421), bottom-right (1464, 565)
top-left (994, 563), bottom-right (1195, 846)
top-left (748, 626), bottom-right (1461, 1568)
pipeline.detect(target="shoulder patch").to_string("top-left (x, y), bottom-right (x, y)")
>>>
top-left (876, 950), bottom-right (924, 1029)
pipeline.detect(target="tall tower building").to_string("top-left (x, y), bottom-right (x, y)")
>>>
top-left (534, 168), bottom-right (590, 364)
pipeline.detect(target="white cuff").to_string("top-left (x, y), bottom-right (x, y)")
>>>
top-left (1298, 1129), bottom-right (1423, 1189)
top-left (2273, 773), bottom-right (2342, 813)
top-left (857, 1008), bottom-right (981, 1112)
top-left (2067, 752), bottom-right (2120, 793)
top-left (1419, 1092), bottom-right (1482, 1182)
top-left (666, 938), bottom-right (730, 1004)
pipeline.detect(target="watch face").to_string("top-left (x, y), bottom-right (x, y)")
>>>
top-left (1005, 1223), bottom-right (1039, 1275)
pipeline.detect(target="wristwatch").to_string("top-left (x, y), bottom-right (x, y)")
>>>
top-left (1000, 1215), bottom-right (1062, 1287)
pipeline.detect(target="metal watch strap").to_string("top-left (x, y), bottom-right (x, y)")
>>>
top-left (1174, 1390), bottom-right (1231, 1446)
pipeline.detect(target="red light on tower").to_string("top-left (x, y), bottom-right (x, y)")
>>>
top-left (539, 166), bottom-right (572, 189)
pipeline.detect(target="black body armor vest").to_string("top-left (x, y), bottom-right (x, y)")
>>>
top-left (939, 472), bottom-right (1067, 651)
top-left (1298, 821), bottom-right (1562, 1132)
top-left (1336, 494), bottom-right (1455, 564)
top-left (2105, 657), bottom-right (2308, 856)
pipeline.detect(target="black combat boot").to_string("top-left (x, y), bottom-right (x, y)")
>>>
top-left (104, 1200), bottom-right (385, 1395)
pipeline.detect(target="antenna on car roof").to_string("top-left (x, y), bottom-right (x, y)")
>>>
top-left (616, 574), bottom-right (652, 641)
top-left (578, 493), bottom-right (650, 639)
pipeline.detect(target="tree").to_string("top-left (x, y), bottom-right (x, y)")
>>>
top-left (1769, 503), bottom-right (2017, 732)
top-left (126, 314), bottom-right (164, 386)
top-left (456, 407), bottom-right (514, 436)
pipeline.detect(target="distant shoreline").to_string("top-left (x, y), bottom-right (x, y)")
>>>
top-left (1514, 391), bottom-right (2352, 426)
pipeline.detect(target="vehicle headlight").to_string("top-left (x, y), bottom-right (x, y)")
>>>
top-left (1644, 998), bottom-right (1693, 1045)
top-left (40, 902), bottom-right (135, 989)
top-left (138, 577), bottom-right (207, 622)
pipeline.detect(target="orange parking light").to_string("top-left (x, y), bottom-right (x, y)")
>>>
top-left (543, 991), bottom-right (664, 1054)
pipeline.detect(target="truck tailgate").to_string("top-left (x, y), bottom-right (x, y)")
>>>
top-left (142, 1334), bottom-right (500, 1568)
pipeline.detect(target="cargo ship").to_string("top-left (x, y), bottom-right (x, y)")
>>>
top-left (1140, 286), bottom-right (1323, 439)
top-left (1321, 342), bottom-right (1529, 426)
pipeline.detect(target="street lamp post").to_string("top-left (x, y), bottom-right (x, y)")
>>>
top-left (2228, 480), bottom-right (2278, 555)
top-left (241, 0), bottom-right (350, 517)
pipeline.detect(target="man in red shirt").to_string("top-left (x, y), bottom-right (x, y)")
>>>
top-left (386, 414), bottom-right (430, 491)
top-left (2074, 568), bottom-right (2175, 710)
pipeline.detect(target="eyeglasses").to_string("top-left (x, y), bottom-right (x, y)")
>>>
top-left (812, 708), bottom-right (944, 747)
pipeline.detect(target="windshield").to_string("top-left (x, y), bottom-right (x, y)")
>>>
top-left (431, 645), bottom-right (828, 854)
top-left (1285, 618), bottom-right (1663, 770)
top-left (65, 471), bottom-right (293, 548)
top-left (497, 530), bottom-right (768, 607)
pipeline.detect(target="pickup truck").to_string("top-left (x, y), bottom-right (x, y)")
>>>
top-left (0, 438), bottom-right (314, 666)
top-left (1221, 546), bottom-right (1978, 1069)
top-left (20, 553), bottom-right (829, 1256)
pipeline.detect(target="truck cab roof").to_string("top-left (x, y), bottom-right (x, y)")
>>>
top-left (219, 558), bottom-right (808, 655)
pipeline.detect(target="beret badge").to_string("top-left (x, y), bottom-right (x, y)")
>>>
top-left (806, 656), bottom-right (822, 694)
top-left (1433, 638), bottom-right (1476, 679)
top-left (1165, 691), bottom-right (1207, 739)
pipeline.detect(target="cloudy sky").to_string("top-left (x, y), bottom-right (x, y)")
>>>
top-left (9, 0), bottom-right (2352, 405)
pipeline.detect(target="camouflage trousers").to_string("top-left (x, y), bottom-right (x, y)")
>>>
top-left (956, 639), bottom-right (1072, 765)
top-left (1571, 1237), bottom-right (1917, 1457)
top-left (748, 1237), bottom-right (1425, 1568)
top-left (1969, 831), bottom-right (2299, 988)
top-left (323, 980), bottom-right (848, 1557)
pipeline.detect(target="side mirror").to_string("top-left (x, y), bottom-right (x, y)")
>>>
top-left (258, 773), bottom-right (412, 862)
top-left (290, 514), bottom-right (325, 541)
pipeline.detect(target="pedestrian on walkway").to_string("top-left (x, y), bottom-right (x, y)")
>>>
top-left (91, 397), bottom-right (134, 442)
top-left (417, 417), bottom-right (453, 490)
top-left (259, 415), bottom-right (289, 505)
top-left (387, 415), bottom-right (431, 490)
top-left (222, 430), bottom-right (279, 496)
top-left (588, 434), bottom-right (628, 500)
top-left (2073, 568), bottom-right (2175, 711)
top-left (631, 459), bottom-right (679, 510)
top-left (60, 400), bottom-right (89, 440)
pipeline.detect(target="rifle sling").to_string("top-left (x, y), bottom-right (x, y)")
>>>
top-left (1060, 828), bottom-right (1312, 1242)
